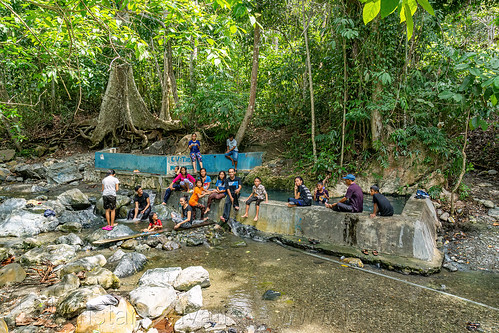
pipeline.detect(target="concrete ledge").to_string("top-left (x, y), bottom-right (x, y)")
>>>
top-left (161, 191), bottom-right (443, 274)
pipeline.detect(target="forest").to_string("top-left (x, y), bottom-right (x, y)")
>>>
top-left (0, 0), bottom-right (497, 189)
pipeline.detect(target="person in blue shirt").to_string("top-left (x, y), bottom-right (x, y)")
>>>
top-left (200, 168), bottom-right (211, 190)
top-left (220, 168), bottom-right (242, 222)
top-left (188, 133), bottom-right (203, 174)
top-left (204, 171), bottom-right (226, 215)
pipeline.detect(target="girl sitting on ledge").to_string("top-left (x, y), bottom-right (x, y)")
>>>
top-left (172, 166), bottom-right (196, 192)
top-left (287, 176), bottom-right (312, 207)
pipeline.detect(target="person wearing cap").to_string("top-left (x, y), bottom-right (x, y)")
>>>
top-left (370, 185), bottom-right (393, 217)
top-left (102, 169), bottom-right (119, 230)
top-left (325, 174), bottom-right (363, 213)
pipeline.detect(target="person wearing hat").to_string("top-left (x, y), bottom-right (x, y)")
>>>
top-left (102, 169), bottom-right (119, 230)
top-left (369, 185), bottom-right (393, 217)
top-left (325, 174), bottom-right (363, 212)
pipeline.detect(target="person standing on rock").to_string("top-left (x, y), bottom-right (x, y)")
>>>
top-left (220, 168), bottom-right (241, 222)
top-left (128, 186), bottom-right (151, 221)
top-left (369, 185), bottom-right (393, 217)
top-left (188, 133), bottom-right (203, 174)
top-left (102, 169), bottom-right (119, 230)
top-left (326, 174), bottom-right (363, 213)
top-left (287, 176), bottom-right (312, 207)
top-left (225, 134), bottom-right (239, 172)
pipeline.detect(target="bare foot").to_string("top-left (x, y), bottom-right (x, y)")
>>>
top-left (241, 214), bottom-right (248, 218)
top-left (202, 217), bottom-right (209, 221)
top-left (287, 203), bottom-right (295, 207)
top-left (204, 208), bottom-right (210, 214)
top-left (253, 217), bottom-right (258, 222)
top-left (234, 206), bottom-right (239, 211)
top-left (220, 216), bottom-right (225, 222)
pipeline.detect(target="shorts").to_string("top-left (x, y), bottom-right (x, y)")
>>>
top-left (190, 152), bottom-right (202, 162)
top-left (288, 198), bottom-right (310, 206)
top-left (180, 179), bottom-right (194, 189)
top-left (225, 150), bottom-right (238, 161)
top-left (103, 195), bottom-right (116, 210)
top-left (246, 196), bottom-right (264, 206)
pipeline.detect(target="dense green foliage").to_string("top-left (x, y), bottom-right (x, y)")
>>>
top-left (0, 0), bottom-right (497, 181)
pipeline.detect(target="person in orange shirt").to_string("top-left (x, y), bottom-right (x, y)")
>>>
top-left (189, 179), bottom-right (209, 220)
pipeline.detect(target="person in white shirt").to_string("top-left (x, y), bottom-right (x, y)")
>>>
top-left (102, 169), bottom-right (120, 230)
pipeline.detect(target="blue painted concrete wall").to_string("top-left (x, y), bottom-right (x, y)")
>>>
top-left (95, 150), bottom-right (263, 175)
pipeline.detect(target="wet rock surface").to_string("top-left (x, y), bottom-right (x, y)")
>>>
top-left (113, 252), bottom-right (147, 278)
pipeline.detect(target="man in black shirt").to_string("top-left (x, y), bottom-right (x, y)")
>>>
top-left (220, 168), bottom-right (242, 222)
top-left (370, 185), bottom-right (393, 217)
top-left (127, 185), bottom-right (151, 220)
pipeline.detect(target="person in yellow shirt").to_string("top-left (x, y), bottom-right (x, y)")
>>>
top-left (189, 179), bottom-right (209, 220)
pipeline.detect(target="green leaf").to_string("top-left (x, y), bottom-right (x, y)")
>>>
top-left (438, 90), bottom-right (454, 100)
top-left (363, 0), bottom-right (381, 25)
top-left (229, 25), bottom-right (237, 34)
top-left (380, 0), bottom-right (399, 18)
top-left (479, 119), bottom-right (489, 132)
top-left (469, 116), bottom-right (478, 130)
top-left (469, 68), bottom-right (481, 77)
top-left (404, 3), bottom-right (414, 40)
top-left (455, 63), bottom-right (469, 70)
top-left (493, 76), bottom-right (499, 90)
top-left (400, 0), bottom-right (417, 23)
top-left (459, 75), bottom-right (473, 92)
top-left (491, 94), bottom-right (498, 106)
top-left (416, 0), bottom-right (435, 16)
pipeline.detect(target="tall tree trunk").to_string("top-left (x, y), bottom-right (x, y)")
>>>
top-left (340, 37), bottom-right (348, 168)
top-left (303, 9), bottom-right (317, 164)
top-left (167, 39), bottom-right (179, 106)
top-left (189, 38), bottom-right (197, 93)
top-left (235, 20), bottom-right (260, 145)
top-left (160, 38), bottom-right (172, 122)
top-left (371, 81), bottom-right (383, 147)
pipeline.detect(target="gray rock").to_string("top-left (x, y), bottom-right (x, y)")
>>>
top-left (108, 249), bottom-right (126, 264)
top-left (0, 149), bottom-right (15, 162)
top-left (121, 239), bottom-right (138, 250)
top-left (488, 169), bottom-right (498, 175)
top-left (174, 285), bottom-right (203, 315)
top-left (173, 266), bottom-right (210, 291)
top-left (56, 233), bottom-right (83, 246)
top-left (58, 209), bottom-right (101, 227)
top-left (163, 241), bottom-right (181, 251)
top-left (60, 254), bottom-right (107, 276)
top-left (0, 263), bottom-right (26, 287)
top-left (139, 267), bottom-right (182, 287)
top-left (57, 189), bottom-right (91, 210)
top-left (144, 140), bottom-right (167, 155)
top-left (482, 200), bottom-right (495, 209)
top-left (81, 267), bottom-right (120, 289)
top-left (57, 285), bottom-right (107, 318)
top-left (0, 198), bottom-right (26, 219)
top-left (129, 285), bottom-right (177, 318)
top-left (145, 236), bottom-right (161, 248)
top-left (56, 221), bottom-right (83, 233)
top-left (174, 310), bottom-right (235, 333)
top-left (0, 167), bottom-right (12, 181)
top-left (186, 236), bottom-right (205, 247)
top-left (488, 208), bottom-right (499, 217)
top-left (0, 210), bottom-right (57, 237)
top-left (15, 163), bottom-right (47, 179)
top-left (443, 262), bottom-right (458, 272)
top-left (46, 162), bottom-right (83, 185)
top-left (114, 252), bottom-right (147, 278)
top-left (0, 247), bottom-right (14, 262)
top-left (4, 293), bottom-right (42, 326)
top-left (87, 224), bottom-right (135, 243)
top-left (135, 244), bottom-right (150, 252)
top-left (42, 273), bottom-right (80, 297)
top-left (21, 244), bottom-right (77, 266)
top-left (45, 199), bottom-right (66, 216)
top-left (439, 212), bottom-right (449, 222)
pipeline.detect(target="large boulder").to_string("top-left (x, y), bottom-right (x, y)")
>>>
top-left (21, 244), bottom-right (77, 266)
top-left (56, 233), bottom-right (83, 246)
top-left (58, 209), bottom-right (101, 227)
top-left (95, 195), bottom-right (131, 217)
top-left (174, 285), bottom-right (203, 315)
top-left (0, 198), bottom-right (26, 219)
top-left (138, 267), bottom-right (182, 288)
top-left (0, 167), bottom-right (12, 181)
top-left (57, 189), bottom-right (91, 210)
top-left (87, 224), bottom-right (135, 243)
top-left (57, 285), bottom-right (107, 318)
top-left (75, 298), bottom-right (136, 333)
top-left (81, 267), bottom-right (120, 289)
top-left (4, 293), bottom-right (42, 326)
top-left (14, 163), bottom-right (47, 180)
top-left (173, 266), bottom-right (210, 291)
top-left (60, 254), bottom-right (107, 276)
top-left (173, 310), bottom-right (236, 333)
top-left (42, 273), bottom-right (80, 297)
top-left (0, 149), bottom-right (15, 162)
top-left (113, 252), bottom-right (147, 278)
top-left (129, 285), bottom-right (177, 318)
top-left (46, 162), bottom-right (83, 185)
top-left (0, 263), bottom-right (26, 287)
top-left (0, 210), bottom-right (58, 237)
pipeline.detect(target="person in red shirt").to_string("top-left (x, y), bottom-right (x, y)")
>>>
top-left (142, 212), bottom-right (162, 232)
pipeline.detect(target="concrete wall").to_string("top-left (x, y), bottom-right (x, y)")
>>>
top-left (94, 150), bottom-right (263, 175)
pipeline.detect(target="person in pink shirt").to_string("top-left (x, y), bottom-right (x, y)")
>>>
top-left (172, 166), bottom-right (196, 191)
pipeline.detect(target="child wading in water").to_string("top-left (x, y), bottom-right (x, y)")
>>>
top-left (189, 179), bottom-right (209, 220)
top-left (142, 212), bottom-right (162, 232)
top-left (287, 176), bottom-right (312, 207)
top-left (241, 177), bottom-right (268, 221)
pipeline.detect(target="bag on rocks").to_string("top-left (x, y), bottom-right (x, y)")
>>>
top-left (86, 295), bottom-right (119, 311)
top-left (44, 209), bottom-right (56, 217)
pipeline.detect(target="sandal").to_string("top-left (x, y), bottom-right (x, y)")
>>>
top-left (361, 249), bottom-right (369, 255)
top-left (372, 250), bottom-right (379, 256)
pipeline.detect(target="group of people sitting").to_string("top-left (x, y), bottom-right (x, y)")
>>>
top-left (287, 173), bottom-right (394, 217)
top-left (100, 133), bottom-right (392, 232)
